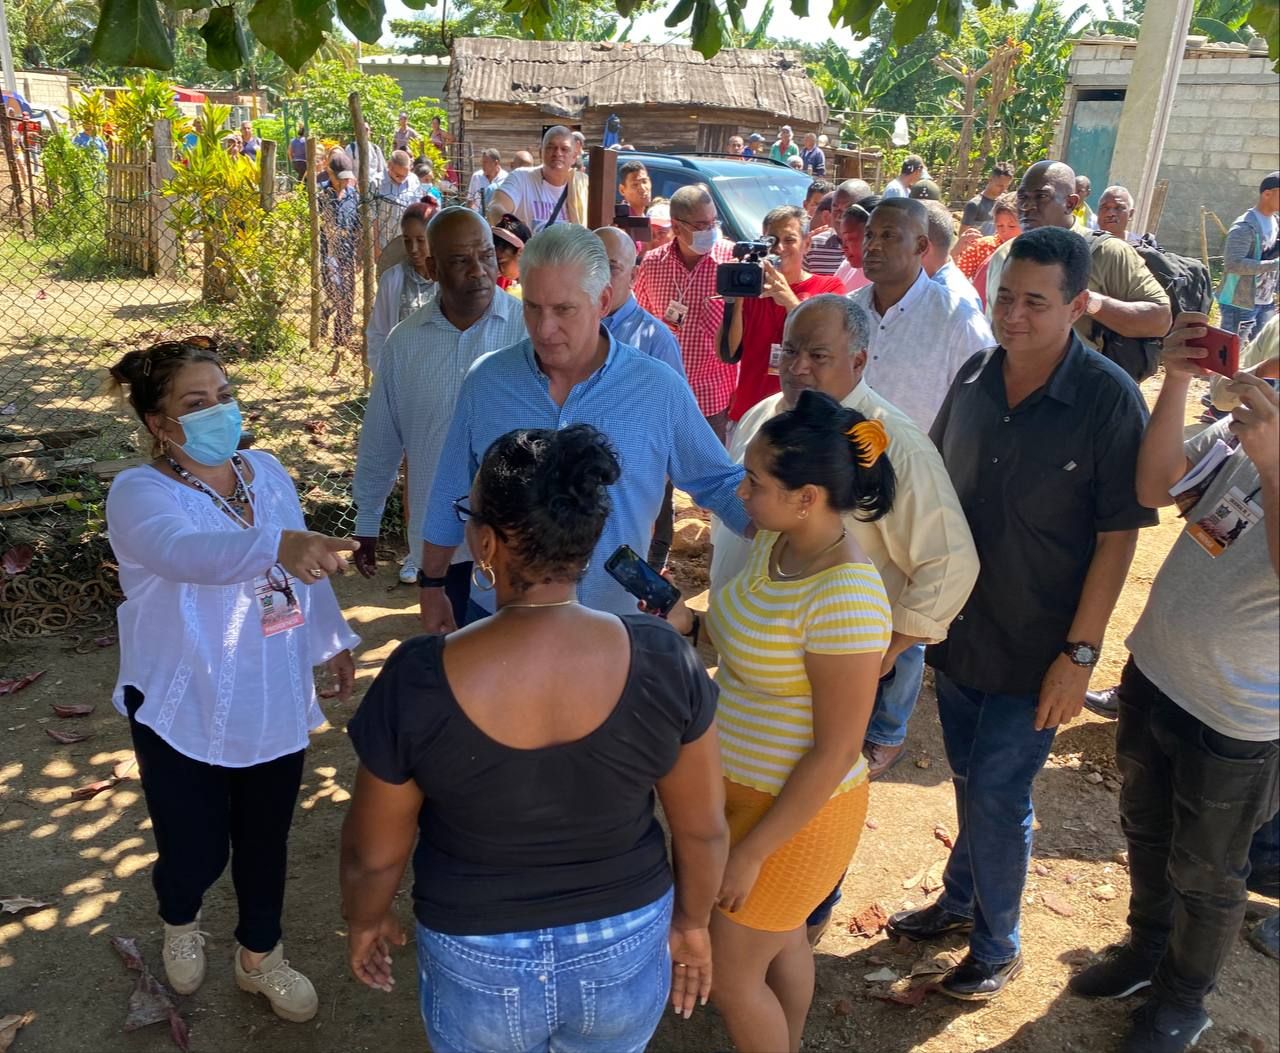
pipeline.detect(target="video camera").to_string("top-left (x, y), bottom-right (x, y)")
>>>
top-left (715, 238), bottom-right (780, 298)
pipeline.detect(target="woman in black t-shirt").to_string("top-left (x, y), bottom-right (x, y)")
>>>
top-left (340, 424), bottom-right (728, 1053)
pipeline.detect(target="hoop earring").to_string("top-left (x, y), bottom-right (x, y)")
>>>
top-left (471, 561), bottom-right (496, 592)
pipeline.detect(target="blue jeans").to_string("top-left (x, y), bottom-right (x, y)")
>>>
top-left (416, 889), bottom-right (674, 1053)
top-left (864, 643), bottom-right (927, 748)
top-left (934, 672), bottom-right (1057, 965)
top-left (1249, 809), bottom-right (1280, 899)
top-left (1218, 301), bottom-right (1276, 339)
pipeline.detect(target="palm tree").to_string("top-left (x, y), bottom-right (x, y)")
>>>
top-left (10, 0), bottom-right (98, 67)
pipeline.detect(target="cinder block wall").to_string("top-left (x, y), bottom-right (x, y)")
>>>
top-left (1053, 38), bottom-right (1280, 259)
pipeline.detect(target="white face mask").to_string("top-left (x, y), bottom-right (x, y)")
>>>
top-left (689, 225), bottom-right (719, 255)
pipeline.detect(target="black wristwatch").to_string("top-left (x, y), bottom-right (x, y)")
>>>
top-left (415, 570), bottom-right (449, 589)
top-left (1062, 641), bottom-right (1101, 668)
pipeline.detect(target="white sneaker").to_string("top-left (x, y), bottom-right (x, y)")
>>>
top-left (162, 918), bottom-right (208, 995)
top-left (235, 943), bottom-right (318, 1022)
top-left (399, 554), bottom-right (419, 585)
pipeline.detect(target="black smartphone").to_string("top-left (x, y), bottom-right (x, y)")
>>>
top-left (604, 544), bottom-right (680, 616)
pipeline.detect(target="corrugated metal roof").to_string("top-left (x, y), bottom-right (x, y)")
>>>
top-left (448, 38), bottom-right (826, 124)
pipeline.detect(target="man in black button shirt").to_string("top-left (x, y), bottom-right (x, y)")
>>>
top-left (885, 227), bottom-right (1157, 1001)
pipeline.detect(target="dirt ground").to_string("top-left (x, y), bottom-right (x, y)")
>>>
top-left (0, 376), bottom-right (1277, 1053)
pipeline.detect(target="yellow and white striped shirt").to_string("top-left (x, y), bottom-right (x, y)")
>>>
top-left (707, 530), bottom-right (892, 797)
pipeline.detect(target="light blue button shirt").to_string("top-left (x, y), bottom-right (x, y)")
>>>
top-left (424, 329), bottom-right (750, 614)
top-left (601, 295), bottom-right (685, 377)
top-left (353, 288), bottom-right (526, 539)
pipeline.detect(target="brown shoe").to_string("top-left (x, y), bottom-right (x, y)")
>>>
top-left (864, 741), bottom-right (906, 780)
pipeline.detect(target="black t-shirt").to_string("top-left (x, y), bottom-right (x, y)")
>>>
top-left (347, 614), bottom-right (718, 935)
top-left (962, 193), bottom-right (996, 231)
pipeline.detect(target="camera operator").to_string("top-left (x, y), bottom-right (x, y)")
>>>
top-left (719, 205), bottom-right (845, 422)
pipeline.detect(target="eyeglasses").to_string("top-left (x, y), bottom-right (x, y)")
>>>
top-left (453, 496), bottom-right (474, 523)
top-left (673, 217), bottom-right (717, 232)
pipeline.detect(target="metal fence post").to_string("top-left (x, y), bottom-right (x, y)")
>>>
top-left (306, 136), bottom-right (321, 350)
top-left (151, 119), bottom-right (177, 278)
top-left (349, 92), bottom-right (374, 390)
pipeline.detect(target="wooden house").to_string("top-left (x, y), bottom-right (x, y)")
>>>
top-left (444, 37), bottom-right (828, 169)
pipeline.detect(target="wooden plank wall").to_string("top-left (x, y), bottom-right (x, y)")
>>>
top-left (106, 141), bottom-right (152, 273)
top-left (452, 102), bottom-right (824, 171)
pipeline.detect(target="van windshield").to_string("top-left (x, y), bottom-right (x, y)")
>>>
top-left (712, 169), bottom-right (811, 239)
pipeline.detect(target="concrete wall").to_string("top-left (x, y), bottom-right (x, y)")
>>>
top-left (1054, 38), bottom-right (1280, 258)
top-left (359, 58), bottom-right (449, 104)
top-left (14, 70), bottom-right (74, 113)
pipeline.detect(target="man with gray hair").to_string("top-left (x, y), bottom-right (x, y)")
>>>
top-left (418, 223), bottom-right (750, 631)
top-left (373, 149), bottom-right (422, 254)
top-left (635, 183), bottom-right (738, 440)
top-left (467, 147), bottom-right (507, 213)
top-left (1096, 184), bottom-right (1142, 245)
top-left (486, 126), bottom-right (585, 231)
top-left (921, 200), bottom-right (984, 313)
top-left (711, 292), bottom-right (979, 793)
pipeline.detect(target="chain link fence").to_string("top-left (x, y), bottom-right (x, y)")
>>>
top-left (0, 117), bottom-right (412, 640)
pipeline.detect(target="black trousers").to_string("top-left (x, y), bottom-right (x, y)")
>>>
top-left (444, 560), bottom-right (473, 630)
top-left (125, 688), bottom-right (306, 953)
top-left (1115, 658), bottom-right (1279, 1008)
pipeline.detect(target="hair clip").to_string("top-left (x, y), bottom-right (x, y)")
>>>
top-left (845, 419), bottom-right (888, 468)
top-left (141, 358), bottom-right (152, 377)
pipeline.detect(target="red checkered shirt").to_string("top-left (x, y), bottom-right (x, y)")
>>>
top-left (634, 240), bottom-right (738, 417)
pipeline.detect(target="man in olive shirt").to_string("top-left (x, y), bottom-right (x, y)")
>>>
top-left (888, 228), bottom-right (1157, 1001)
top-left (985, 160), bottom-right (1171, 381)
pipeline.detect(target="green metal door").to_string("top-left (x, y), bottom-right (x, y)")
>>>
top-left (1065, 91), bottom-right (1125, 202)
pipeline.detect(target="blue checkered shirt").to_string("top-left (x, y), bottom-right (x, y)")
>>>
top-left (424, 330), bottom-right (750, 614)
top-left (601, 295), bottom-right (685, 377)
top-left (353, 288), bottom-right (526, 540)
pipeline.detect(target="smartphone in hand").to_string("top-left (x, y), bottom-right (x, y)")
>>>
top-left (1186, 325), bottom-right (1240, 378)
top-left (604, 545), bottom-right (680, 617)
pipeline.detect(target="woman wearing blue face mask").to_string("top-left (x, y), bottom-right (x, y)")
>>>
top-left (105, 338), bottom-right (361, 1023)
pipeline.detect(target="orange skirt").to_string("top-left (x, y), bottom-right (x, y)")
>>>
top-left (719, 777), bottom-right (869, 933)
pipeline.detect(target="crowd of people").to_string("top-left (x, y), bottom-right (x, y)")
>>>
top-left (101, 124), bottom-right (1279, 1053)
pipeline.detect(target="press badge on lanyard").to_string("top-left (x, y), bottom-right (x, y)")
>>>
top-left (664, 300), bottom-right (688, 327)
top-left (767, 343), bottom-right (784, 376)
top-left (197, 462), bottom-right (307, 637)
top-left (1187, 485), bottom-right (1263, 558)
top-left (255, 565), bottom-right (306, 637)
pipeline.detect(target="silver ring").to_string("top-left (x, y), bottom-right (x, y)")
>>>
top-left (676, 963), bottom-right (687, 968)
top-left (309, 568), bottom-right (324, 578)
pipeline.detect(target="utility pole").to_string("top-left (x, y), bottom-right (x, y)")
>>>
top-left (1108, 0), bottom-right (1196, 236)
top-left (0, 0), bottom-right (19, 96)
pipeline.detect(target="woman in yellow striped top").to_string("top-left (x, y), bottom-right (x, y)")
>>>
top-left (669, 388), bottom-right (894, 1053)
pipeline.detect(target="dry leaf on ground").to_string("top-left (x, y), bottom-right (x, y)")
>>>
top-left (111, 937), bottom-right (190, 1051)
top-left (871, 982), bottom-right (938, 1008)
top-left (50, 703), bottom-right (94, 718)
top-left (902, 866), bottom-right (927, 889)
top-left (71, 778), bottom-right (119, 801)
top-left (865, 967), bottom-right (899, 982)
top-left (45, 727), bottom-right (89, 745)
top-left (0, 897), bottom-right (50, 916)
top-left (0, 672), bottom-right (45, 696)
top-left (910, 951), bottom-right (962, 977)
top-left (2, 545), bottom-right (34, 576)
top-left (0, 1012), bottom-right (35, 1053)
top-left (932, 825), bottom-right (953, 849)
top-left (921, 859), bottom-right (947, 893)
